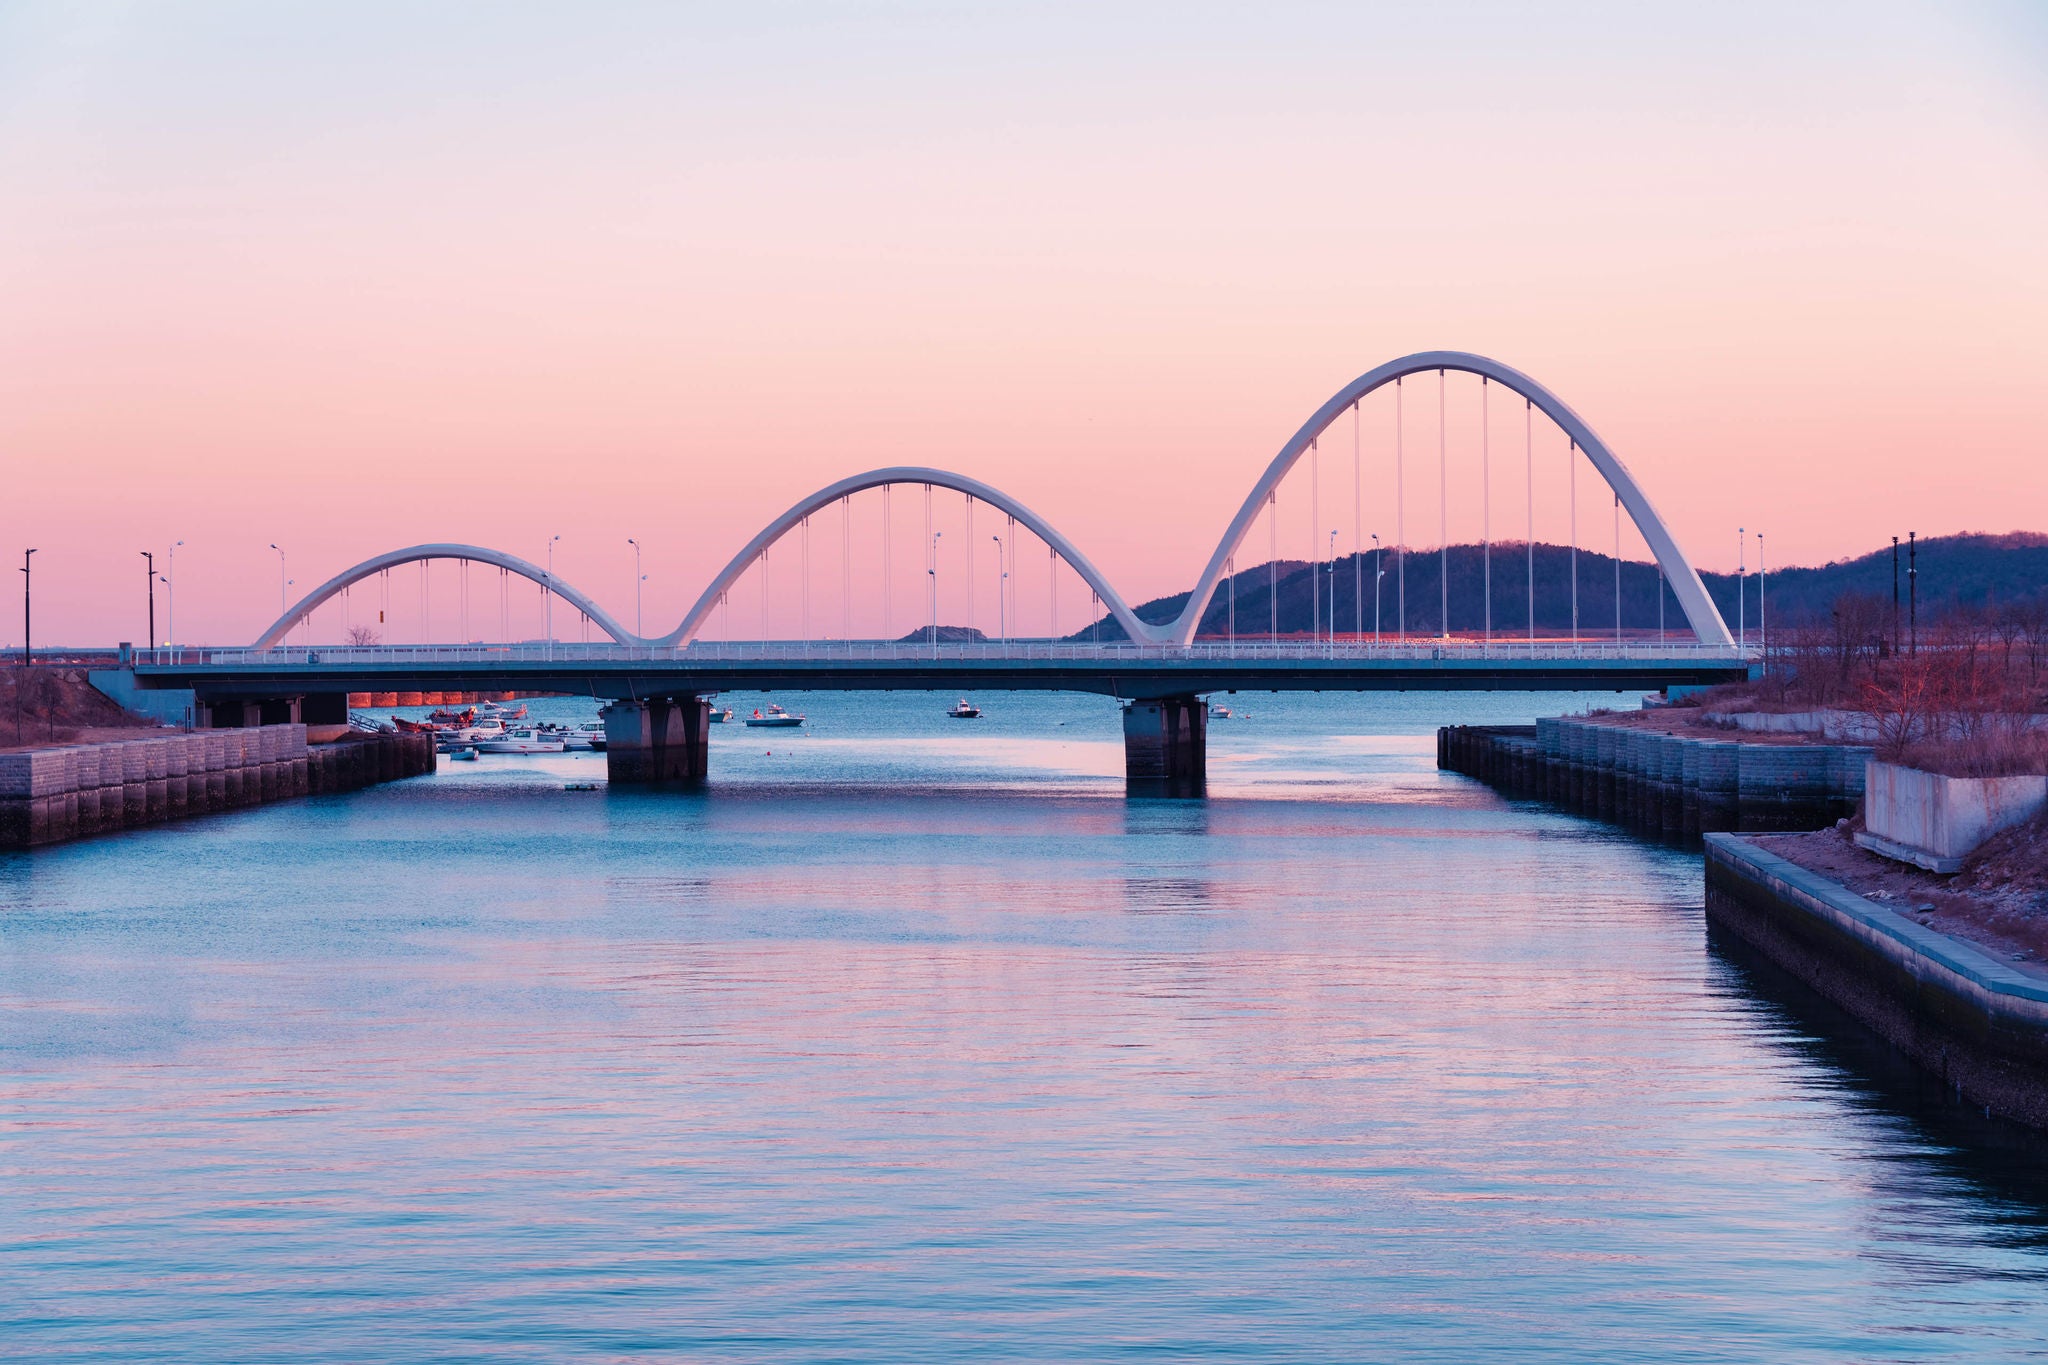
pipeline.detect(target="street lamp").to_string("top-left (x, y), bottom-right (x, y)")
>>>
top-left (270, 543), bottom-right (287, 616)
top-left (928, 531), bottom-right (942, 654)
top-left (991, 534), bottom-right (1007, 643)
top-left (546, 534), bottom-right (561, 655)
top-left (167, 540), bottom-right (183, 647)
top-left (1371, 533), bottom-right (1382, 643)
top-left (1327, 529), bottom-right (1338, 646)
top-left (20, 548), bottom-right (35, 667)
top-left (626, 538), bottom-right (643, 637)
top-left (140, 551), bottom-right (155, 653)
top-left (1736, 527), bottom-right (1745, 654)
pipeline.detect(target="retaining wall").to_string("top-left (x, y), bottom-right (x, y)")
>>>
top-left (0, 728), bottom-right (434, 850)
top-left (1705, 833), bottom-right (2048, 1129)
top-left (1436, 718), bottom-right (1870, 837)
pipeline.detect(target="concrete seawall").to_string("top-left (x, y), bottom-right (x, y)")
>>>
top-left (1437, 718), bottom-right (1870, 837)
top-left (1705, 834), bottom-right (2048, 1128)
top-left (0, 728), bottom-right (435, 850)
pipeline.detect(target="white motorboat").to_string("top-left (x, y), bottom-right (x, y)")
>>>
top-left (707, 705), bottom-right (734, 723)
top-left (449, 746), bottom-right (480, 761)
top-left (476, 727), bottom-right (567, 754)
top-left (561, 720), bottom-right (607, 751)
top-left (946, 699), bottom-right (982, 719)
top-left (743, 703), bottom-right (805, 728)
top-left (1209, 704), bottom-right (1232, 719)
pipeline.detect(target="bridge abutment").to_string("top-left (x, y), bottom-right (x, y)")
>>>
top-left (603, 696), bottom-right (710, 784)
top-left (1123, 696), bottom-right (1206, 797)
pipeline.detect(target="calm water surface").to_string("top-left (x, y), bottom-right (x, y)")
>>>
top-left (6, 691), bottom-right (2048, 1362)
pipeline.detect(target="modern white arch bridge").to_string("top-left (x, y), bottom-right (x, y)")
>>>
top-left (119, 351), bottom-right (1749, 792)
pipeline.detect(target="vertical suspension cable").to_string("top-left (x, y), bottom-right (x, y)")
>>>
top-left (1268, 491), bottom-right (1278, 643)
top-left (1481, 377), bottom-right (1491, 644)
top-left (1091, 589), bottom-right (1099, 647)
top-left (1227, 554), bottom-right (1236, 647)
top-left (1569, 439), bottom-right (1579, 642)
top-left (1395, 377), bottom-right (1405, 642)
top-left (922, 483), bottom-right (932, 642)
top-left (761, 545), bottom-right (770, 644)
top-left (1048, 543), bottom-right (1056, 640)
top-left (1310, 437), bottom-right (1320, 645)
top-left (882, 485), bottom-right (892, 639)
top-left (1352, 400), bottom-right (1362, 641)
top-left (1525, 398), bottom-right (1534, 643)
top-left (1613, 494), bottom-right (1622, 645)
top-left (965, 495), bottom-right (975, 634)
top-left (802, 514), bottom-right (811, 643)
top-left (1439, 368), bottom-right (1448, 640)
top-left (841, 495), bottom-right (851, 640)
top-left (1006, 514), bottom-right (1017, 638)
top-left (720, 589), bottom-right (729, 642)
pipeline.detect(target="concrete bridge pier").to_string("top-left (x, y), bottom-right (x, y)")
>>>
top-left (1123, 696), bottom-right (1206, 797)
top-left (603, 696), bottom-right (710, 784)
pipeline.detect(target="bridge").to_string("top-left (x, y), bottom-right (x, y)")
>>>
top-left (105, 351), bottom-right (1751, 793)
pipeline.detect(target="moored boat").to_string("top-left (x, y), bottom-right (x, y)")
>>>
top-left (946, 699), bottom-right (982, 719)
top-left (476, 727), bottom-right (568, 753)
top-left (743, 704), bottom-right (805, 728)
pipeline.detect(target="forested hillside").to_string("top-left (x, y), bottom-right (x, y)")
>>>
top-left (1067, 533), bottom-right (2048, 641)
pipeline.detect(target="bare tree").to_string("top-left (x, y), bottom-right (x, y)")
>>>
top-left (345, 625), bottom-right (380, 646)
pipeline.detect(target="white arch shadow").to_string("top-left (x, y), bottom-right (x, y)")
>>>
top-left (252, 543), bottom-right (635, 649)
top-left (1166, 350), bottom-right (1733, 647)
top-left (656, 466), bottom-right (1151, 647)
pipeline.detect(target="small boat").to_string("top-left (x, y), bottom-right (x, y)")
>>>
top-left (563, 781), bottom-right (600, 792)
top-left (427, 706), bottom-right (477, 726)
top-left (561, 720), bottom-right (607, 751)
top-left (1209, 704), bottom-right (1232, 719)
top-left (743, 703), bottom-right (805, 728)
top-left (706, 705), bottom-right (734, 723)
top-left (392, 716), bottom-right (435, 734)
top-left (449, 746), bottom-right (480, 761)
top-left (479, 701), bottom-right (528, 722)
top-left (476, 727), bottom-right (568, 753)
top-left (946, 699), bottom-right (982, 719)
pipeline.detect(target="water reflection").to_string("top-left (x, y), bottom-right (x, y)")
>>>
top-left (4, 689), bottom-right (2048, 1360)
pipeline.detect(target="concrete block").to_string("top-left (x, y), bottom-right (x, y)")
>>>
top-left (1858, 760), bottom-right (2048, 873)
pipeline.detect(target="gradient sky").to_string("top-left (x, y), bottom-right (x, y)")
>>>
top-left (2, 1), bottom-right (2043, 644)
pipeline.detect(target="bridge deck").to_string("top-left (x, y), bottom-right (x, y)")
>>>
top-left (130, 641), bottom-right (1753, 700)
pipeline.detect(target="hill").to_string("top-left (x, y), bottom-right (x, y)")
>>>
top-left (1068, 532), bottom-right (2048, 641)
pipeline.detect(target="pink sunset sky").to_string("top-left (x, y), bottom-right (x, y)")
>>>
top-left (1, 2), bottom-right (2043, 645)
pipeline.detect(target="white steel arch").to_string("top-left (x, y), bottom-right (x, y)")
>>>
top-left (1169, 351), bottom-right (1733, 647)
top-left (250, 355), bottom-right (1731, 653)
top-left (252, 543), bottom-right (635, 648)
top-left (657, 466), bottom-right (1151, 647)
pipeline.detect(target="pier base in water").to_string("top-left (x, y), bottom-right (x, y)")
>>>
top-left (603, 696), bottom-right (710, 784)
top-left (1123, 696), bottom-right (1206, 797)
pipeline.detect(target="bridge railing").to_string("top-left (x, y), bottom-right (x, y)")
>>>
top-left (150, 639), bottom-right (1756, 668)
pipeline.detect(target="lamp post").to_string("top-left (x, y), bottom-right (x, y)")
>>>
top-left (1891, 535), bottom-right (1900, 655)
top-left (167, 540), bottom-right (183, 648)
top-left (1327, 529), bottom-right (1338, 647)
top-left (626, 538), bottom-right (643, 636)
top-left (269, 543), bottom-right (287, 615)
top-left (546, 534), bottom-right (561, 657)
top-left (1908, 530), bottom-right (1918, 656)
top-left (140, 551), bottom-right (155, 654)
top-left (991, 535), bottom-right (1007, 643)
top-left (1371, 533), bottom-right (1382, 643)
top-left (928, 531), bottom-right (941, 655)
top-left (20, 548), bottom-right (35, 667)
top-left (1738, 526), bottom-right (1749, 654)
top-left (1757, 532), bottom-right (1766, 674)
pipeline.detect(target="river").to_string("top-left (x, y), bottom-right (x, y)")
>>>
top-left (6, 690), bottom-right (2048, 1361)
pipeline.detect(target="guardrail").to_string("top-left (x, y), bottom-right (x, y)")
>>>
top-left (145, 639), bottom-right (1757, 668)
